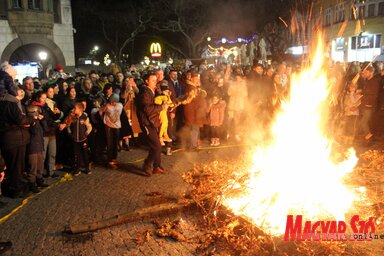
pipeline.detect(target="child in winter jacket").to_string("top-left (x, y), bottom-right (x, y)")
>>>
top-left (99, 93), bottom-right (122, 166)
top-left (60, 102), bottom-right (92, 175)
top-left (26, 104), bottom-right (49, 192)
top-left (154, 81), bottom-right (175, 146)
top-left (207, 94), bottom-right (226, 146)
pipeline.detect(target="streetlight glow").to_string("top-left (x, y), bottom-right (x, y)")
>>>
top-left (94, 45), bottom-right (99, 51)
top-left (38, 51), bottom-right (47, 61)
top-left (144, 56), bottom-right (150, 66)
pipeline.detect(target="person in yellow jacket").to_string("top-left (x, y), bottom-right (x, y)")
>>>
top-left (154, 80), bottom-right (175, 146)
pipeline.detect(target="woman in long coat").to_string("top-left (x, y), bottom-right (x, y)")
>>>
top-left (121, 76), bottom-right (141, 148)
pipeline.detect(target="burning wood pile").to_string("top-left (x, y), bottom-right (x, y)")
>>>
top-left (182, 149), bottom-right (384, 255)
top-left (64, 32), bottom-right (383, 255)
top-left (179, 33), bottom-right (384, 254)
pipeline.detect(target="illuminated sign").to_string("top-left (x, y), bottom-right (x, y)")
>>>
top-left (150, 42), bottom-right (161, 58)
top-left (351, 34), bottom-right (381, 49)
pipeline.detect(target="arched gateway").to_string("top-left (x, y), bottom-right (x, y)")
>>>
top-left (1, 37), bottom-right (66, 67)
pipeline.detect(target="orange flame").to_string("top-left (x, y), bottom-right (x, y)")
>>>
top-left (223, 34), bottom-right (360, 235)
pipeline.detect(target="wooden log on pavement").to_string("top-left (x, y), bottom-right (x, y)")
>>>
top-left (64, 200), bottom-right (194, 234)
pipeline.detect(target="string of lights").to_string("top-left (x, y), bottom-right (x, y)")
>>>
top-left (212, 34), bottom-right (257, 44)
top-left (206, 44), bottom-right (239, 57)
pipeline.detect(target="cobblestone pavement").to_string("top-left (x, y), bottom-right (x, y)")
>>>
top-left (1, 139), bottom-right (382, 256)
top-left (0, 143), bottom-right (245, 256)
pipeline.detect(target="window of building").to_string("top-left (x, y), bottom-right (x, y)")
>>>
top-left (324, 8), bottom-right (332, 26)
top-left (375, 35), bottom-right (382, 48)
top-left (358, 4), bottom-right (366, 18)
top-left (53, 0), bottom-right (61, 23)
top-left (0, 0), bottom-right (7, 18)
top-left (368, 4), bottom-right (375, 17)
top-left (379, 2), bottom-right (384, 16)
top-left (351, 34), bottom-right (381, 49)
top-left (28, 0), bottom-right (41, 10)
top-left (47, 0), bottom-right (53, 12)
top-left (334, 2), bottom-right (345, 23)
top-left (12, 0), bottom-right (22, 8)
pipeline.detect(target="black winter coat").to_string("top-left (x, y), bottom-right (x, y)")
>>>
top-left (136, 86), bottom-right (162, 129)
top-left (39, 103), bottom-right (61, 137)
top-left (0, 93), bottom-right (34, 150)
top-left (27, 118), bottom-right (48, 154)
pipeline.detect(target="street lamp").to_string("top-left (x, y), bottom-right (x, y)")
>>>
top-left (38, 51), bottom-right (47, 61)
top-left (144, 56), bottom-right (150, 66)
top-left (94, 45), bottom-right (99, 51)
top-left (38, 51), bottom-right (48, 79)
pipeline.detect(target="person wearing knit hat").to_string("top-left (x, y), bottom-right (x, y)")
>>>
top-left (99, 92), bottom-right (123, 166)
top-left (51, 64), bottom-right (68, 79)
top-left (1, 61), bottom-right (17, 80)
top-left (109, 93), bottom-right (120, 103)
top-left (56, 64), bottom-right (63, 72)
top-left (154, 80), bottom-right (175, 147)
top-left (159, 80), bottom-right (169, 91)
top-left (0, 61), bottom-right (18, 97)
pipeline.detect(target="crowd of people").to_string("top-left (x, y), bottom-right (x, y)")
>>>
top-left (0, 59), bottom-right (384, 198)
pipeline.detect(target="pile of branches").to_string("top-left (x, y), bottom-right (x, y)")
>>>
top-left (183, 150), bottom-right (384, 256)
top-left (183, 158), bottom-right (278, 255)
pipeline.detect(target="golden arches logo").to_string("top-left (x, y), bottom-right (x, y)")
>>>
top-left (150, 43), bottom-right (161, 57)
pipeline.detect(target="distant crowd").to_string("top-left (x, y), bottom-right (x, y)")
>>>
top-left (1, 59), bottom-right (384, 198)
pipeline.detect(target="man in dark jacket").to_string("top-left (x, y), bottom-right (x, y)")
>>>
top-left (167, 69), bottom-right (181, 142)
top-left (137, 73), bottom-right (167, 176)
top-left (0, 71), bottom-right (35, 198)
top-left (360, 66), bottom-right (381, 142)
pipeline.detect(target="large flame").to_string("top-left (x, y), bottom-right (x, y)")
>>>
top-left (223, 34), bottom-right (359, 235)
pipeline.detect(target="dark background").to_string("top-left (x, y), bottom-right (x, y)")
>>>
top-left (71, 0), bottom-right (299, 64)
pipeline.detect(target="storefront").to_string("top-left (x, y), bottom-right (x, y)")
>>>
top-left (331, 37), bottom-right (346, 62)
top-left (348, 33), bottom-right (382, 62)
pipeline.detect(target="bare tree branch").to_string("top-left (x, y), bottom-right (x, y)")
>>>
top-left (100, 18), bottom-right (114, 46)
top-left (118, 15), bottom-right (152, 61)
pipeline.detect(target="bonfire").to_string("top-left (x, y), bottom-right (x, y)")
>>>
top-left (183, 33), bottom-right (384, 255)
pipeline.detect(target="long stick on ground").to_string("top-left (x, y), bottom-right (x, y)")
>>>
top-left (64, 200), bottom-right (194, 234)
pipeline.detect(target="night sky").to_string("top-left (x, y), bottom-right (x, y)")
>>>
top-left (71, 0), bottom-right (295, 63)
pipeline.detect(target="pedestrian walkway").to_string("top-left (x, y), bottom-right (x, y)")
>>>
top-left (0, 143), bottom-right (245, 255)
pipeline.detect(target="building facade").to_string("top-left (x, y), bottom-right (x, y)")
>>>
top-left (312, 0), bottom-right (384, 62)
top-left (0, 0), bottom-right (75, 70)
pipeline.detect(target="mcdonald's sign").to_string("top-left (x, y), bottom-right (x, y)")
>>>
top-left (150, 42), bottom-right (162, 58)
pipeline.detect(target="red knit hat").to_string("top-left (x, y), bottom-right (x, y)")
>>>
top-left (56, 64), bottom-right (63, 71)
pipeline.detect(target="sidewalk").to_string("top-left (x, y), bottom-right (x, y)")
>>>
top-left (0, 143), bottom-right (242, 255)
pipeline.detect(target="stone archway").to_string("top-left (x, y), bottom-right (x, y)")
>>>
top-left (9, 44), bottom-right (56, 64)
top-left (1, 35), bottom-right (66, 66)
